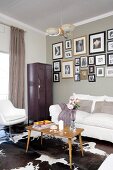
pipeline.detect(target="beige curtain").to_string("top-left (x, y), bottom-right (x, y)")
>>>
top-left (9, 26), bottom-right (25, 108)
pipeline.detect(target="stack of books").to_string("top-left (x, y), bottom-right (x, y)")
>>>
top-left (32, 120), bottom-right (54, 130)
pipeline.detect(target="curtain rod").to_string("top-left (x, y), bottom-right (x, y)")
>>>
top-left (0, 22), bottom-right (26, 32)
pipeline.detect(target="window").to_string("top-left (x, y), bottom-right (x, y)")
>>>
top-left (0, 52), bottom-right (9, 99)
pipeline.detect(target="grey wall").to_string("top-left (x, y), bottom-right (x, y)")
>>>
top-left (46, 15), bottom-right (113, 104)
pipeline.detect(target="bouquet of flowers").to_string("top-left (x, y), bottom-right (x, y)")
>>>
top-left (67, 94), bottom-right (80, 110)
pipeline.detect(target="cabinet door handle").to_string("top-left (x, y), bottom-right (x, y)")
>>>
top-left (38, 78), bottom-right (40, 99)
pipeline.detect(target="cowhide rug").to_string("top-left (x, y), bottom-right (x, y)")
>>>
top-left (0, 130), bottom-right (108, 170)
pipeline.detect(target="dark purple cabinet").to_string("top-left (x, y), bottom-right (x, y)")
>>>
top-left (27, 63), bottom-right (52, 123)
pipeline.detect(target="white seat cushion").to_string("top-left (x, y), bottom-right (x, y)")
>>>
top-left (82, 113), bottom-right (113, 130)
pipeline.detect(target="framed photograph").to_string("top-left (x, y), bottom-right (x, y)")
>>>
top-left (107, 29), bottom-right (113, 40)
top-left (95, 54), bottom-right (106, 66)
top-left (107, 53), bottom-right (113, 66)
top-left (52, 42), bottom-right (63, 60)
top-left (107, 41), bottom-right (113, 52)
top-left (65, 39), bottom-right (72, 50)
top-left (88, 74), bottom-right (96, 82)
top-left (75, 58), bottom-right (80, 66)
top-left (96, 67), bottom-right (105, 77)
top-left (74, 74), bottom-right (80, 81)
top-left (53, 60), bottom-right (61, 72)
top-left (88, 56), bottom-right (95, 65)
top-left (62, 60), bottom-right (73, 78)
top-left (89, 66), bottom-right (95, 74)
top-left (74, 36), bottom-right (86, 56)
top-left (64, 50), bottom-right (72, 58)
top-left (80, 56), bottom-right (88, 68)
top-left (89, 31), bottom-right (106, 54)
top-left (106, 67), bottom-right (113, 77)
top-left (53, 72), bottom-right (60, 82)
top-left (80, 69), bottom-right (88, 80)
top-left (75, 66), bottom-right (80, 74)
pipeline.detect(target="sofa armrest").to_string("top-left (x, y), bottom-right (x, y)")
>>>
top-left (49, 104), bottom-right (62, 124)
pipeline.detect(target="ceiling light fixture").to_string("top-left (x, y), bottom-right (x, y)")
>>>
top-left (46, 24), bottom-right (75, 39)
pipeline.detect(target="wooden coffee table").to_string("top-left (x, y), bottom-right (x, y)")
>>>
top-left (26, 125), bottom-right (84, 169)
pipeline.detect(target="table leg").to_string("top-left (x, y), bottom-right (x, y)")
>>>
top-left (26, 129), bottom-right (31, 152)
top-left (79, 133), bottom-right (84, 156)
top-left (41, 132), bottom-right (43, 145)
top-left (68, 138), bottom-right (72, 169)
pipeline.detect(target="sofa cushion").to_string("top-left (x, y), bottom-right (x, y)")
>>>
top-left (79, 100), bottom-right (93, 113)
top-left (73, 93), bottom-right (90, 100)
top-left (75, 110), bottom-right (91, 123)
top-left (93, 101), bottom-right (113, 114)
top-left (82, 113), bottom-right (113, 129)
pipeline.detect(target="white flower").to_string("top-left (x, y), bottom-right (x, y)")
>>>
top-left (67, 104), bottom-right (74, 110)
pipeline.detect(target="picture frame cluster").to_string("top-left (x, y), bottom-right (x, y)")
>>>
top-left (52, 28), bottom-right (113, 82)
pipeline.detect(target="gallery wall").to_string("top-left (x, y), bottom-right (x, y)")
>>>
top-left (46, 15), bottom-right (113, 104)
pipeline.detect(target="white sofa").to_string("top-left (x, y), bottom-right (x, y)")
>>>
top-left (49, 94), bottom-right (113, 143)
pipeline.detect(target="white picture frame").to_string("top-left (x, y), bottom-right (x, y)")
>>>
top-left (62, 60), bottom-right (73, 78)
top-left (106, 67), bottom-right (113, 77)
top-left (96, 67), bottom-right (105, 77)
top-left (74, 36), bottom-right (86, 56)
top-left (95, 54), bottom-right (106, 66)
top-left (80, 56), bottom-right (88, 68)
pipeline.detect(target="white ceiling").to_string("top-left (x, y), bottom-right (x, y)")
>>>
top-left (0, 0), bottom-right (113, 33)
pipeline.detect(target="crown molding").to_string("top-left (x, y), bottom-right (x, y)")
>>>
top-left (74, 11), bottom-right (113, 27)
top-left (0, 12), bottom-right (45, 34)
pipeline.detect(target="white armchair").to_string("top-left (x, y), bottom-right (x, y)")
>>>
top-left (0, 100), bottom-right (27, 139)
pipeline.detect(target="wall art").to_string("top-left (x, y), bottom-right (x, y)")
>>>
top-left (52, 42), bottom-right (63, 60)
top-left (89, 31), bottom-right (106, 54)
top-left (74, 36), bottom-right (86, 56)
top-left (62, 60), bottom-right (73, 78)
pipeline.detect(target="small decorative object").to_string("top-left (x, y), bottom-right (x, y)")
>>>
top-left (74, 36), bottom-right (86, 56)
top-left (107, 29), bottom-right (113, 40)
top-left (67, 94), bottom-right (80, 131)
top-left (52, 42), bottom-right (63, 60)
top-left (89, 31), bottom-right (106, 54)
top-left (58, 120), bottom-right (64, 131)
top-left (53, 60), bottom-right (61, 72)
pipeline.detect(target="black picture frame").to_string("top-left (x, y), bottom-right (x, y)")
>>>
top-left (64, 50), bottom-right (72, 58)
top-left (74, 74), bottom-right (80, 81)
top-left (107, 29), bottom-right (113, 40)
top-left (89, 31), bottom-right (106, 54)
top-left (65, 39), bottom-right (72, 50)
top-left (52, 42), bottom-right (63, 60)
top-left (107, 53), bottom-right (113, 66)
top-left (88, 74), bottom-right (96, 82)
top-left (53, 60), bottom-right (61, 72)
top-left (107, 41), bottom-right (113, 52)
top-left (88, 56), bottom-right (95, 65)
top-left (89, 66), bottom-right (95, 74)
top-left (75, 58), bottom-right (80, 66)
top-left (53, 72), bottom-right (60, 82)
